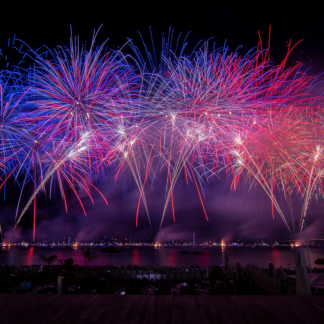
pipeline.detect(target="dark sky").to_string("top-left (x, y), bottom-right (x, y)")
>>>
top-left (1, 1), bottom-right (324, 71)
top-left (1, 1), bottom-right (324, 243)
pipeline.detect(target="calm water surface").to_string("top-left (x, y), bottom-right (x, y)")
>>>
top-left (0, 246), bottom-right (323, 268)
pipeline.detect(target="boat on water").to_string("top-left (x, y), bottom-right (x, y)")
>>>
top-left (315, 258), bottom-right (324, 265)
top-left (179, 250), bottom-right (204, 255)
top-left (101, 246), bottom-right (121, 253)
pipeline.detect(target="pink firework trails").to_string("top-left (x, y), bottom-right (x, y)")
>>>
top-left (146, 38), bottom-right (320, 233)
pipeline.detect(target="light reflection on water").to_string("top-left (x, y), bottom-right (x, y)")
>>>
top-left (0, 246), bottom-right (323, 268)
top-left (221, 246), bottom-right (226, 266)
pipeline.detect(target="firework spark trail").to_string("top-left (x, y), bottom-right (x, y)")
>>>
top-left (136, 140), bottom-right (156, 227)
top-left (14, 132), bottom-right (91, 228)
top-left (147, 43), bottom-right (313, 231)
top-left (125, 155), bottom-right (152, 228)
top-left (11, 31), bottom-right (149, 238)
top-left (0, 72), bottom-right (32, 179)
top-left (0, 30), bottom-right (322, 238)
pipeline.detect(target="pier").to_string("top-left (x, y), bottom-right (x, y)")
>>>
top-left (0, 295), bottom-right (323, 323)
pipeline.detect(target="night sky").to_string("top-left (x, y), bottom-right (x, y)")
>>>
top-left (1, 1), bottom-right (324, 243)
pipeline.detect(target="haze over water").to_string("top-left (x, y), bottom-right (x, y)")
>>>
top-left (1, 247), bottom-right (323, 268)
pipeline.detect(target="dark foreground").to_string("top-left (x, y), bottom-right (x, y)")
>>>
top-left (0, 295), bottom-right (323, 324)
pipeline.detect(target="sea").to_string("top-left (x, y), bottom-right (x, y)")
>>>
top-left (1, 246), bottom-right (323, 268)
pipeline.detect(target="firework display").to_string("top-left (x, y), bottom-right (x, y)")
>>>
top-left (0, 31), bottom-right (322, 239)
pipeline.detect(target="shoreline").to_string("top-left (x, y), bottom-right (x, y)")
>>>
top-left (1, 245), bottom-right (323, 249)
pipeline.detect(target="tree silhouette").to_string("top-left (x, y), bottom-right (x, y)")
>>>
top-left (58, 257), bottom-right (74, 273)
top-left (58, 257), bottom-right (74, 267)
top-left (64, 257), bottom-right (74, 268)
top-left (39, 254), bottom-right (57, 266)
top-left (81, 248), bottom-right (98, 266)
